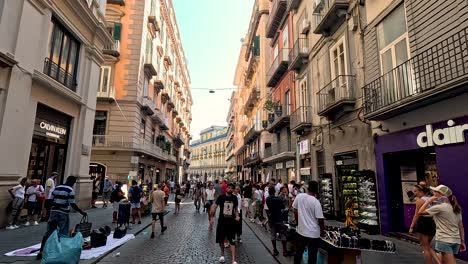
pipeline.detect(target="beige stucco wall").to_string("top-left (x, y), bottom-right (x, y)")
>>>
top-left (0, 0), bottom-right (111, 226)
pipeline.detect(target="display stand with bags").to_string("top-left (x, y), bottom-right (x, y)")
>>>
top-left (75, 216), bottom-right (92, 238)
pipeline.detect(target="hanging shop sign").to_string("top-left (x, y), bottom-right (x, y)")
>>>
top-left (131, 156), bottom-right (139, 164)
top-left (299, 140), bottom-right (310, 155)
top-left (300, 167), bottom-right (311, 176)
top-left (275, 163), bottom-right (284, 169)
top-left (416, 119), bottom-right (468, 148)
top-left (286, 160), bottom-right (295, 168)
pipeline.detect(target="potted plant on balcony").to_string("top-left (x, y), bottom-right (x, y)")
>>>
top-left (262, 120), bottom-right (268, 129)
top-left (165, 141), bottom-right (172, 153)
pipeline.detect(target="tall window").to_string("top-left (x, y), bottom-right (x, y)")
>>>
top-left (282, 23), bottom-right (289, 49)
top-left (285, 90), bottom-right (291, 115)
top-left (330, 37), bottom-right (347, 79)
top-left (45, 17), bottom-right (80, 90)
top-left (316, 150), bottom-right (325, 177)
top-left (151, 128), bottom-right (155, 144)
top-left (99, 66), bottom-right (111, 93)
top-left (93, 111), bottom-right (107, 135)
top-left (377, 5), bottom-right (410, 99)
top-left (140, 119), bottom-right (146, 139)
top-left (299, 78), bottom-right (309, 107)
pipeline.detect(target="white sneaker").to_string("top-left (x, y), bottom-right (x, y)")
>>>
top-left (33, 221), bottom-right (39, 226)
top-left (6, 225), bottom-right (15, 230)
top-left (13, 225), bottom-right (19, 229)
top-left (25, 222), bottom-right (30, 226)
top-left (219, 256), bottom-right (225, 263)
top-left (232, 262), bottom-right (238, 264)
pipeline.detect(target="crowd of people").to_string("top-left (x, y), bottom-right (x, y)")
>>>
top-left (4, 174), bottom-right (466, 264)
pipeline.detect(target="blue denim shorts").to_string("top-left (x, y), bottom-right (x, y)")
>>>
top-left (435, 241), bottom-right (460, 254)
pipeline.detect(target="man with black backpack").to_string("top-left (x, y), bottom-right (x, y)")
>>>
top-left (128, 180), bottom-right (143, 225)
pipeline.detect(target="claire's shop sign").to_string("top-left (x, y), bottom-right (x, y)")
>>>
top-left (417, 120), bottom-right (468, 148)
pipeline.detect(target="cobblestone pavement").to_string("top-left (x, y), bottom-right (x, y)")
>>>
top-left (97, 202), bottom-right (278, 264)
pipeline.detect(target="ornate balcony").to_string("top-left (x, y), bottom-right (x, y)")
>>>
top-left (144, 50), bottom-right (157, 76)
top-left (363, 27), bottom-right (468, 120)
top-left (263, 140), bottom-right (295, 163)
top-left (313, 0), bottom-right (349, 35)
top-left (97, 86), bottom-right (115, 102)
top-left (103, 40), bottom-right (120, 57)
top-left (266, 104), bottom-right (292, 133)
top-left (289, 38), bottom-right (309, 72)
top-left (92, 135), bottom-right (176, 162)
top-left (173, 133), bottom-right (184, 147)
top-left (244, 86), bottom-right (260, 114)
top-left (141, 96), bottom-right (156, 116)
top-left (267, 49), bottom-right (290, 87)
top-left (243, 122), bottom-right (262, 144)
top-left (266, 0), bottom-right (288, 38)
top-left (107, 0), bottom-right (125, 6)
top-left (317, 75), bottom-right (356, 120)
top-left (43, 58), bottom-right (76, 91)
top-left (290, 106), bottom-right (313, 134)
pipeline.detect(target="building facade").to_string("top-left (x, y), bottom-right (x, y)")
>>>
top-left (361, 0), bottom-right (468, 254)
top-left (189, 126), bottom-right (227, 182)
top-left (227, 0), bottom-right (467, 254)
top-left (91, 0), bottom-right (192, 187)
top-left (0, 0), bottom-right (112, 226)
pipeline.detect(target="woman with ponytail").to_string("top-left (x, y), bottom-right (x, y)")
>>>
top-left (410, 185), bottom-right (439, 264)
top-left (419, 185), bottom-right (465, 264)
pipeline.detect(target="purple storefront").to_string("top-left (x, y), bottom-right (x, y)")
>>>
top-left (374, 115), bottom-right (468, 259)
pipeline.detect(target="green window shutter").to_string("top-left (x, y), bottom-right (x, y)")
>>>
top-left (253, 36), bottom-right (260, 56)
top-left (113, 22), bottom-right (122, 40)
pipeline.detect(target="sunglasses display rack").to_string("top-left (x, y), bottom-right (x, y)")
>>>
top-left (319, 173), bottom-right (334, 218)
top-left (356, 170), bottom-right (380, 234)
top-left (337, 165), bottom-right (359, 219)
top-left (322, 226), bottom-right (396, 253)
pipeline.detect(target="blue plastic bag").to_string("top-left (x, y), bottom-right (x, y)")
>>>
top-left (41, 230), bottom-right (83, 264)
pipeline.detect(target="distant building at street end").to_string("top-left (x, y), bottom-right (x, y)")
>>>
top-left (188, 126), bottom-right (228, 182)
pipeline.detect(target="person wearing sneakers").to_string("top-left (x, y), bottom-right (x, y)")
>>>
top-left (6, 177), bottom-right (28, 230)
top-left (211, 183), bottom-right (240, 264)
top-left (149, 184), bottom-right (167, 238)
top-left (128, 180), bottom-right (143, 224)
top-left (25, 179), bottom-right (44, 226)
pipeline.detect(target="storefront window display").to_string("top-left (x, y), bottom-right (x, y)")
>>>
top-left (27, 104), bottom-right (71, 185)
top-left (334, 152), bottom-right (359, 220)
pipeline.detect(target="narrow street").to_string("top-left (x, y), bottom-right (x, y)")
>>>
top-left (97, 201), bottom-right (277, 264)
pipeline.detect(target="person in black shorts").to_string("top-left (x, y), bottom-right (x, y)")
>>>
top-left (210, 183), bottom-right (240, 264)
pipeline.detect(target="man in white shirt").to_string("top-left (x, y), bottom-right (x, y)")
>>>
top-left (292, 181), bottom-right (324, 264)
top-left (44, 172), bottom-right (58, 220)
top-left (275, 179), bottom-right (283, 195)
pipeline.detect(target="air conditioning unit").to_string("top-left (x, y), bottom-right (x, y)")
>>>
top-left (301, 19), bottom-right (311, 34)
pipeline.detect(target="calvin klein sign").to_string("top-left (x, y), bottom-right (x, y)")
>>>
top-left (416, 120), bottom-right (468, 148)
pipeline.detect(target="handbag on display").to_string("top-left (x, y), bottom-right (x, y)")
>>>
top-left (90, 229), bottom-right (107, 248)
top-left (75, 216), bottom-right (92, 238)
top-left (113, 226), bottom-right (127, 239)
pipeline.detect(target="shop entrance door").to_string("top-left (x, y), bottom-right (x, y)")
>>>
top-left (27, 139), bottom-right (67, 185)
top-left (385, 147), bottom-right (438, 236)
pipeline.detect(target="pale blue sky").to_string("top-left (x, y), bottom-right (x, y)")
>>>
top-left (172, 0), bottom-right (253, 140)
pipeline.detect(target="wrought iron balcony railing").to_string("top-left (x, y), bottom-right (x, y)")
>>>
top-left (317, 75), bottom-right (356, 119)
top-left (43, 58), bottom-right (76, 91)
top-left (312, 0), bottom-right (349, 35)
top-left (363, 27), bottom-right (468, 120)
top-left (290, 106), bottom-right (313, 133)
top-left (92, 135), bottom-right (176, 162)
top-left (289, 38), bottom-right (309, 71)
top-left (267, 49), bottom-right (290, 87)
top-left (103, 40), bottom-right (120, 57)
top-left (266, 0), bottom-right (288, 38)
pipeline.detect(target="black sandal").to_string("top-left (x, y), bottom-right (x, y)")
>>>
top-left (273, 249), bottom-right (279, 256)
